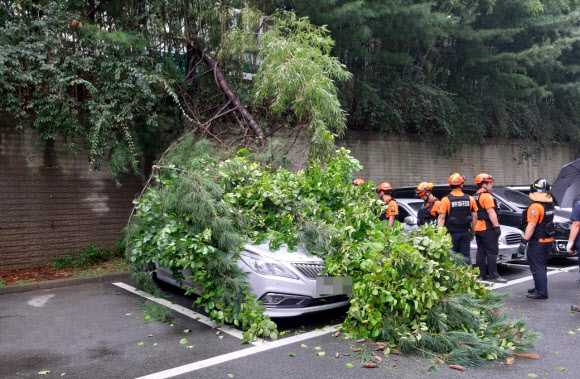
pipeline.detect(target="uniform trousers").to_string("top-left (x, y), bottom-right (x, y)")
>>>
top-left (475, 229), bottom-right (500, 278)
top-left (450, 231), bottom-right (471, 265)
top-left (527, 240), bottom-right (551, 297)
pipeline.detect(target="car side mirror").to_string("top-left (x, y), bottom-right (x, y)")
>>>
top-left (404, 216), bottom-right (416, 226)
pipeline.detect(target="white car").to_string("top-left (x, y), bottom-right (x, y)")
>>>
top-left (153, 243), bottom-right (350, 318)
top-left (396, 198), bottom-right (525, 264)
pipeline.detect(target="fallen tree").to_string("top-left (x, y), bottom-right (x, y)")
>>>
top-left (127, 138), bottom-right (537, 366)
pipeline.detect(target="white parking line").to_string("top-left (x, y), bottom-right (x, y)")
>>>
top-left (113, 282), bottom-right (249, 343)
top-left (134, 324), bottom-right (339, 379)
top-left (489, 265), bottom-right (577, 290)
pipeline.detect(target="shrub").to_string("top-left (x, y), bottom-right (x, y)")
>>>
top-left (53, 254), bottom-right (74, 269)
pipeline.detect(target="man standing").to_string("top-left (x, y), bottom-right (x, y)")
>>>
top-left (377, 182), bottom-right (398, 227)
top-left (416, 182), bottom-right (440, 227)
top-left (518, 179), bottom-right (555, 300)
top-left (568, 199), bottom-right (580, 310)
top-left (473, 174), bottom-right (507, 283)
top-left (438, 173), bottom-right (478, 264)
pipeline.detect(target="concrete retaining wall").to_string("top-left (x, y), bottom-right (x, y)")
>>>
top-left (0, 120), bottom-right (142, 270)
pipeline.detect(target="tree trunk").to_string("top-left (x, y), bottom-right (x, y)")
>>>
top-left (189, 40), bottom-right (265, 140)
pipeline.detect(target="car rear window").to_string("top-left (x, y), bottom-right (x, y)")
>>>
top-left (494, 187), bottom-right (533, 208)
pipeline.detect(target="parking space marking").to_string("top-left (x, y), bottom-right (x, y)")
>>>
top-left (134, 324), bottom-right (339, 379)
top-left (27, 294), bottom-right (55, 307)
top-left (504, 262), bottom-right (576, 271)
top-left (113, 282), bottom-right (249, 343)
top-left (489, 265), bottom-right (578, 290)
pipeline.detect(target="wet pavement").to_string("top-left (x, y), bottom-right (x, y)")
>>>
top-left (1, 258), bottom-right (579, 378)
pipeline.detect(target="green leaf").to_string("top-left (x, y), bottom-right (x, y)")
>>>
top-left (228, 375), bottom-right (234, 378)
top-left (180, 339), bottom-right (188, 344)
top-left (147, 334), bottom-right (153, 337)
top-left (301, 344), bottom-right (308, 348)
top-left (528, 374), bottom-right (538, 378)
top-left (187, 346), bottom-right (194, 349)
top-left (346, 363), bottom-right (354, 368)
top-left (568, 331), bottom-right (575, 335)
top-left (289, 353), bottom-right (296, 357)
top-left (38, 371), bottom-right (50, 375)
top-left (317, 352), bottom-right (325, 356)
top-left (184, 329), bottom-right (191, 333)
top-left (314, 346), bottom-right (322, 350)
top-left (138, 342), bottom-right (144, 346)
top-left (556, 367), bottom-right (566, 371)
top-left (125, 313), bottom-right (132, 316)
top-left (144, 315), bottom-right (151, 321)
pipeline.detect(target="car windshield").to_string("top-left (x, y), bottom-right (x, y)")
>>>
top-left (495, 187), bottom-right (533, 208)
top-left (405, 201), bottom-right (424, 215)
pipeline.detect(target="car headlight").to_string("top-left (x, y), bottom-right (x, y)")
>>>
top-left (498, 237), bottom-right (505, 246)
top-left (240, 254), bottom-right (299, 279)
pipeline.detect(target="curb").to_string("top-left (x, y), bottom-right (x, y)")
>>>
top-left (0, 272), bottom-right (131, 295)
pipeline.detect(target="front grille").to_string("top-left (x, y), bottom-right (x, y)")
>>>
top-left (291, 263), bottom-right (327, 279)
top-left (505, 233), bottom-right (522, 245)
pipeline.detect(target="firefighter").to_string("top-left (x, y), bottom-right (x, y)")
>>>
top-left (473, 173), bottom-right (507, 283)
top-left (518, 179), bottom-right (555, 300)
top-left (352, 178), bottom-right (365, 186)
top-left (438, 173), bottom-right (478, 264)
top-left (415, 182), bottom-right (440, 227)
top-left (376, 182), bottom-right (398, 227)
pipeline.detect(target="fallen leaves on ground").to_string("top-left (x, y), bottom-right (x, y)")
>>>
top-left (362, 362), bottom-right (378, 368)
top-left (435, 357), bottom-right (445, 365)
top-left (352, 348), bottom-right (363, 352)
top-left (333, 331), bottom-right (340, 338)
top-left (289, 353), bottom-right (296, 357)
top-left (317, 352), bottom-right (325, 356)
top-left (506, 357), bottom-right (515, 365)
top-left (346, 363), bottom-right (354, 368)
top-left (357, 338), bottom-right (367, 343)
top-left (38, 371), bottom-right (50, 375)
top-left (335, 353), bottom-right (340, 358)
top-left (449, 365), bottom-right (465, 372)
top-left (300, 344), bottom-right (308, 348)
top-left (372, 355), bottom-right (382, 362)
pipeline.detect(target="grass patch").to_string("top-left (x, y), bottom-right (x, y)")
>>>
top-left (15, 279), bottom-right (35, 285)
top-left (72, 258), bottom-right (128, 278)
top-left (139, 300), bottom-right (173, 323)
top-left (0, 280), bottom-right (5, 287)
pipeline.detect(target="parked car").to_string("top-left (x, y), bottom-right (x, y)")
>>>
top-left (152, 243), bottom-right (350, 318)
top-left (396, 198), bottom-right (525, 264)
top-left (393, 185), bottom-right (575, 258)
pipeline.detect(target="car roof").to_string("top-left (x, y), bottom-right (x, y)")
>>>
top-left (392, 184), bottom-right (478, 199)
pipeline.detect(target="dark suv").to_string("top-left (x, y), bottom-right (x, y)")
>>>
top-left (392, 184), bottom-right (575, 258)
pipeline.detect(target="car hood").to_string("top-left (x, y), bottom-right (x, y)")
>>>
top-left (499, 224), bottom-right (523, 236)
top-left (243, 243), bottom-right (324, 263)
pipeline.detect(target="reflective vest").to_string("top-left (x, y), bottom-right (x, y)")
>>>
top-left (417, 197), bottom-right (439, 227)
top-left (444, 193), bottom-right (472, 233)
top-left (379, 198), bottom-right (398, 222)
top-left (473, 192), bottom-right (499, 230)
top-left (521, 202), bottom-right (555, 240)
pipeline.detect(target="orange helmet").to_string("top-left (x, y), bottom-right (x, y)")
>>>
top-left (415, 182), bottom-right (434, 197)
top-left (447, 173), bottom-right (465, 186)
top-left (474, 173), bottom-right (494, 185)
top-left (352, 178), bottom-right (365, 186)
top-left (376, 182), bottom-right (393, 193)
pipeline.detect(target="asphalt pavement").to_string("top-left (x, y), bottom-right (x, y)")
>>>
top-left (2, 258), bottom-right (580, 378)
